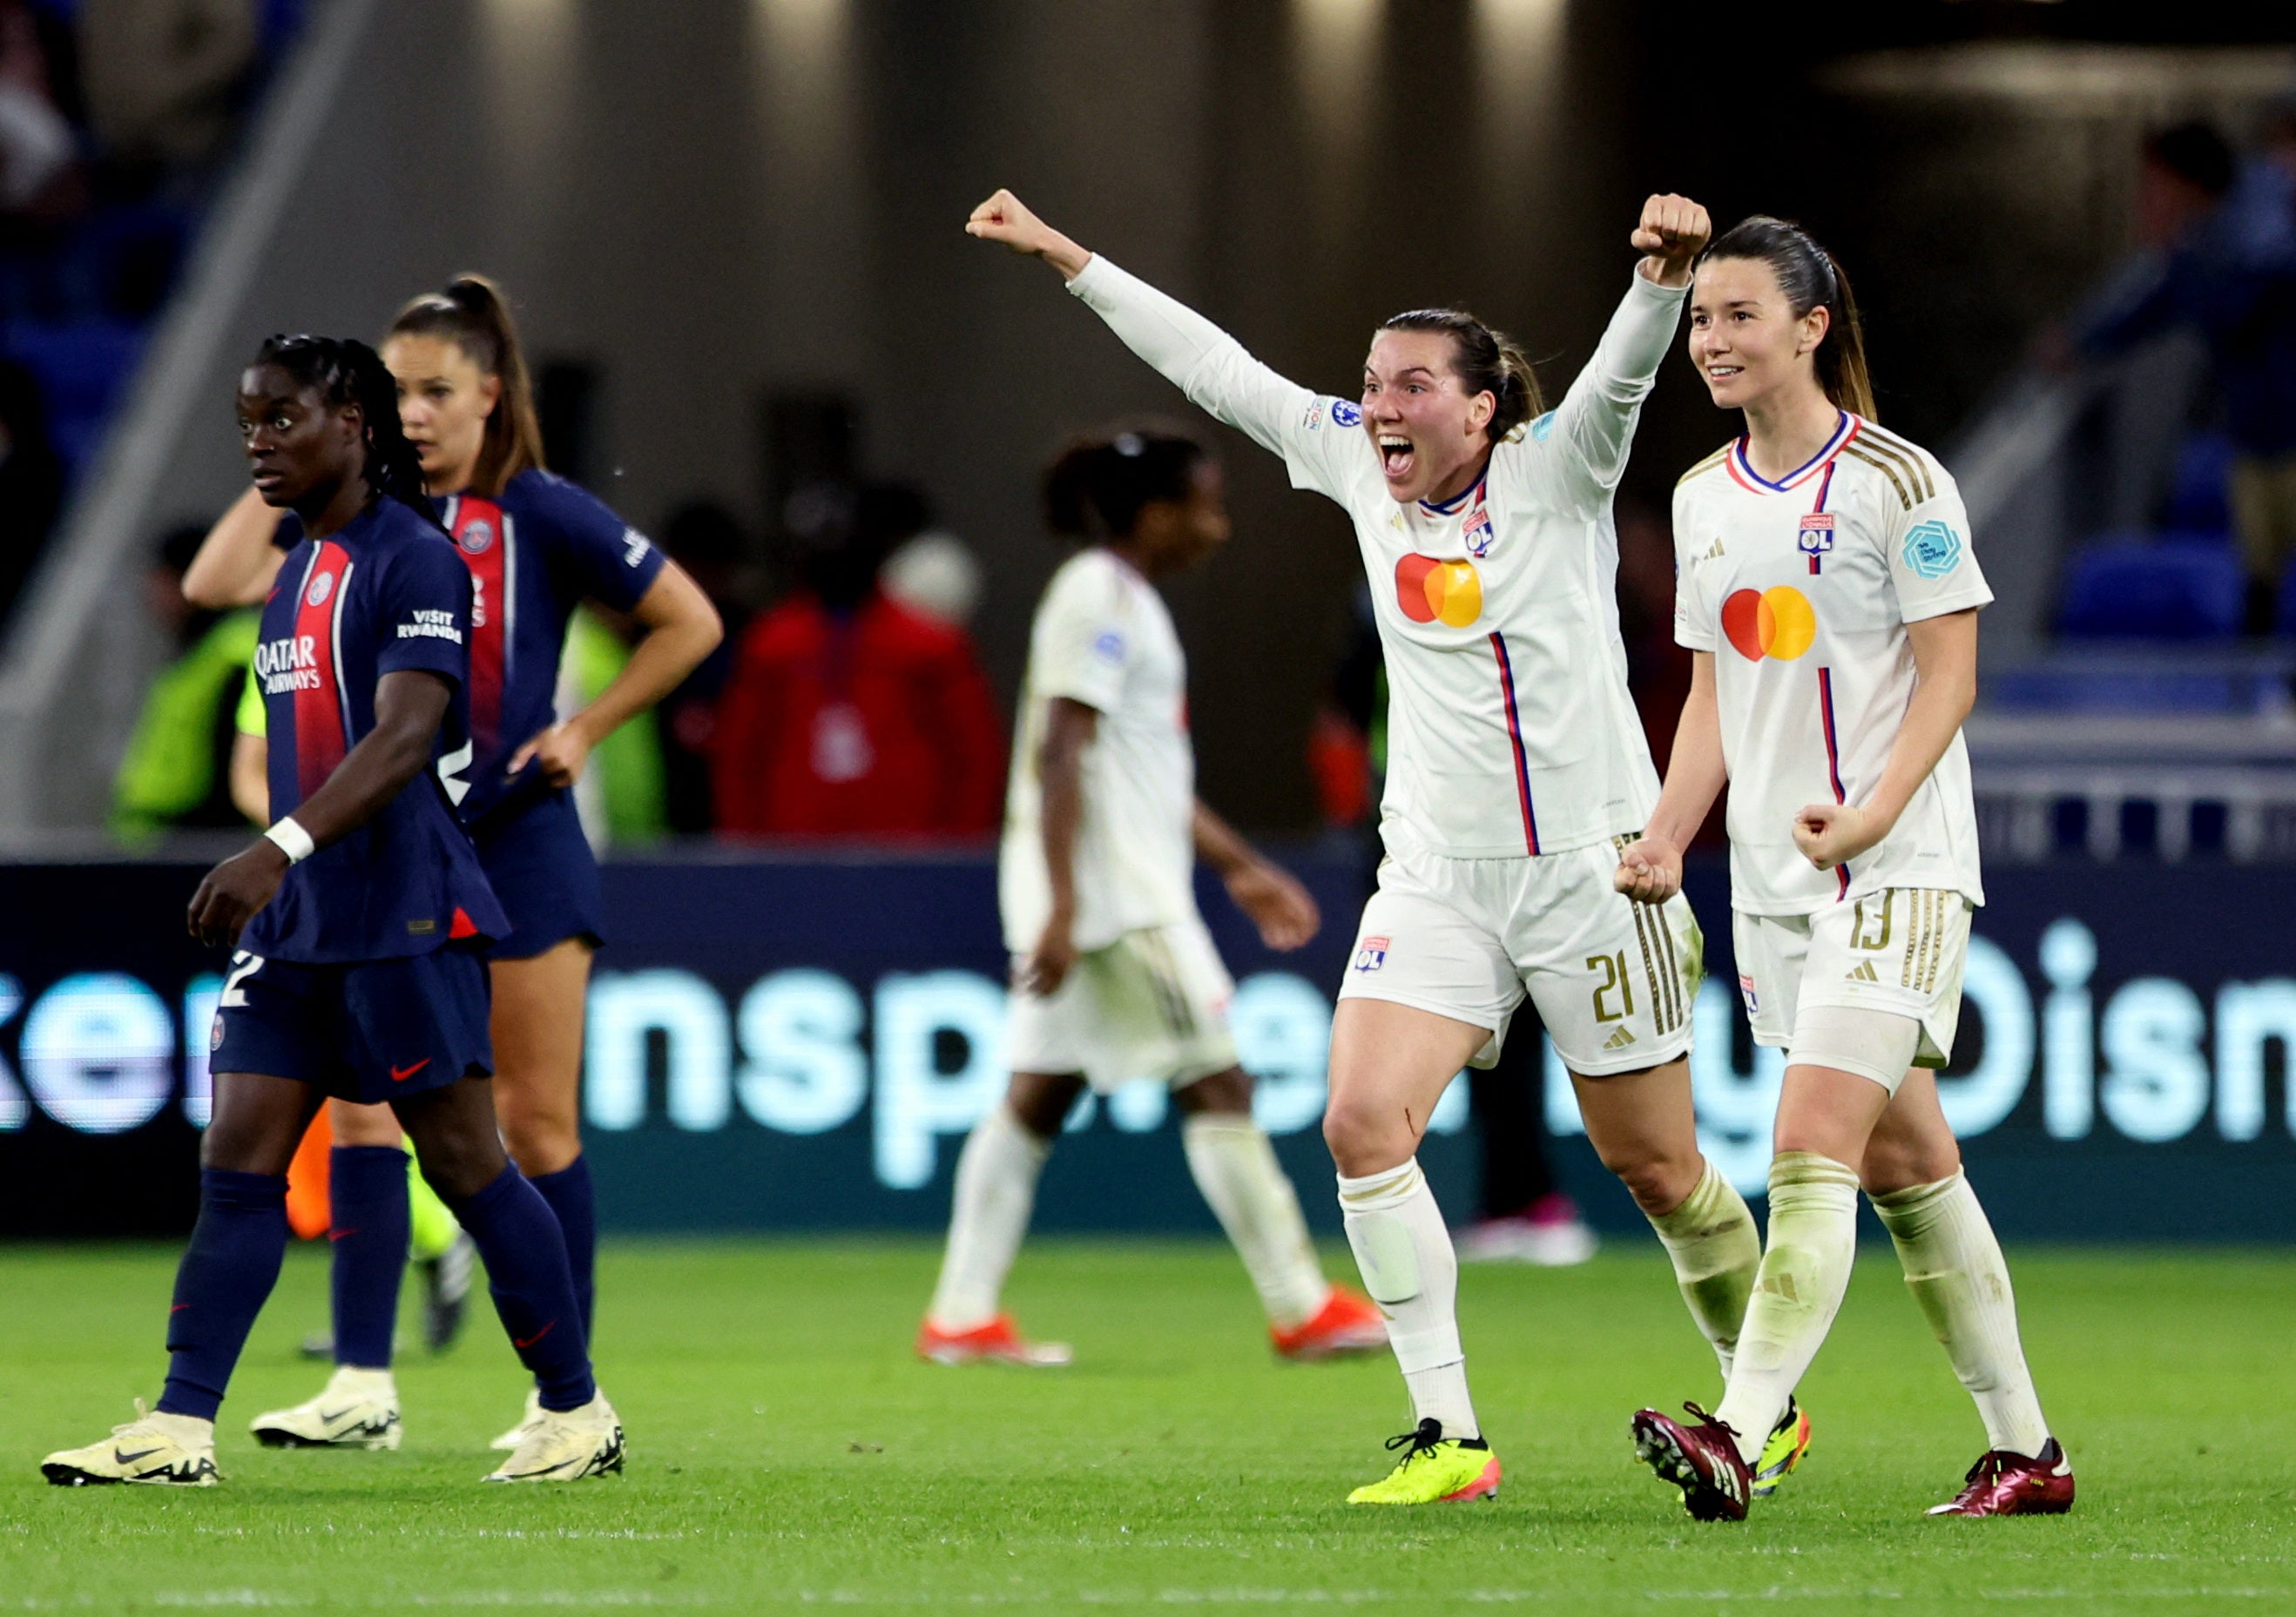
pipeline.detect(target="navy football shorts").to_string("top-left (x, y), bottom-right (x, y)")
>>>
top-left (209, 942), bottom-right (493, 1105)
top-left (476, 788), bottom-right (604, 961)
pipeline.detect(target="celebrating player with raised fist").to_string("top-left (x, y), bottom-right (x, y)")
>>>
top-left (969, 186), bottom-right (1802, 1506)
top-left (1622, 217), bottom-right (2071, 1522)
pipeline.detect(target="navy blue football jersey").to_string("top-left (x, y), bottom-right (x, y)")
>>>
top-left (243, 496), bottom-right (507, 962)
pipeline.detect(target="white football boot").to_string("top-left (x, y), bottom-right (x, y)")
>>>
top-left (248, 1365), bottom-right (402, 1450)
top-left (43, 1404), bottom-right (219, 1486)
top-left (491, 1386), bottom-right (543, 1452)
top-left (483, 1392), bottom-right (624, 1483)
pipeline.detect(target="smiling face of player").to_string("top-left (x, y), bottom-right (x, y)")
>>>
top-left (1127, 457), bottom-right (1232, 578)
top-left (237, 363), bottom-right (362, 515)
top-left (1361, 330), bottom-right (1496, 507)
top-left (382, 332), bottom-right (501, 495)
top-left (1686, 255), bottom-right (1831, 417)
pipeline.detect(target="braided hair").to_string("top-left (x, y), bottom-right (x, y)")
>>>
top-left (252, 334), bottom-right (441, 528)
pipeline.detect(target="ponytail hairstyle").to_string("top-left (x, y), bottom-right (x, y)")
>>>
top-left (1374, 309), bottom-right (1543, 443)
top-left (1701, 216), bottom-right (1877, 421)
top-left (1043, 423), bottom-right (1210, 541)
top-left (385, 273), bottom-right (545, 496)
top-left (252, 334), bottom-right (441, 529)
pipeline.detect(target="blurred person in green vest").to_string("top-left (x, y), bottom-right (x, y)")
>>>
top-left (560, 604), bottom-right (667, 847)
top-left (111, 523), bottom-right (259, 840)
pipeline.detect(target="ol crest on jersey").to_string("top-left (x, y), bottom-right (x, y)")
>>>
top-left (1463, 505), bottom-right (1495, 559)
top-left (1353, 934), bottom-right (1389, 972)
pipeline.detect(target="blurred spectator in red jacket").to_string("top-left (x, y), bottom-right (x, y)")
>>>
top-left (712, 482), bottom-right (1004, 839)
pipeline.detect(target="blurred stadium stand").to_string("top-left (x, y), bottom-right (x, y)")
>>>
top-left (0, 3), bottom-right (2293, 867)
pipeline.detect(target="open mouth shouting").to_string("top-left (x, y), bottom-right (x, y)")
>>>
top-left (1377, 434), bottom-right (1415, 487)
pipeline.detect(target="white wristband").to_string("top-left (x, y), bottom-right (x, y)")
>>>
top-left (264, 816), bottom-right (315, 865)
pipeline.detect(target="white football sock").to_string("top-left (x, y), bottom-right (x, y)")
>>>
top-left (1713, 1152), bottom-right (1860, 1464)
top-left (1869, 1170), bottom-right (2053, 1458)
top-left (926, 1103), bottom-right (1050, 1331)
top-left (1181, 1114), bottom-right (1330, 1330)
top-left (1338, 1158), bottom-right (1477, 1442)
top-left (1644, 1156), bottom-right (1761, 1382)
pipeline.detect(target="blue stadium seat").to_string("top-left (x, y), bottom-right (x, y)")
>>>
top-left (2056, 534), bottom-right (2245, 640)
top-left (2, 319), bottom-right (145, 481)
top-left (2160, 430), bottom-right (2234, 536)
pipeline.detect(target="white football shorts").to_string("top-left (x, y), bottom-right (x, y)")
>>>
top-left (1336, 837), bottom-right (1702, 1076)
top-left (1733, 888), bottom-right (1975, 1093)
top-left (1005, 917), bottom-right (1239, 1095)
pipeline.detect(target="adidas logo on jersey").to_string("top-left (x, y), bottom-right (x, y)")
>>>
top-left (1701, 538), bottom-right (1725, 562)
top-left (1846, 960), bottom-right (1881, 983)
top-left (1603, 1026), bottom-right (1637, 1050)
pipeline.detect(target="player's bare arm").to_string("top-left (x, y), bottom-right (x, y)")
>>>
top-left (1022, 696), bottom-right (1097, 995)
top-left (1631, 193), bottom-right (1712, 290)
top-left (187, 669), bottom-right (454, 947)
top-left (182, 484), bottom-right (290, 609)
top-left (1617, 651), bottom-right (1726, 904)
top-left (966, 189), bottom-right (1093, 280)
top-left (509, 560), bottom-right (722, 788)
top-left (1192, 800), bottom-right (1319, 952)
top-left (1794, 608), bottom-right (1977, 871)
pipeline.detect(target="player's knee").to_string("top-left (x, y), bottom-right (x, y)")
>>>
top-left (1004, 1073), bottom-right (1084, 1138)
top-left (1860, 1134), bottom-right (1962, 1196)
top-left (1322, 1095), bottom-right (1410, 1177)
top-left (1173, 1067), bottom-right (1253, 1116)
top-left (497, 1102), bottom-right (581, 1178)
top-left (1594, 1137), bottom-right (1699, 1214)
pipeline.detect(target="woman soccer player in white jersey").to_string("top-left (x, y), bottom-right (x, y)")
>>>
top-left (1618, 217), bottom-right (2072, 1521)
top-left (920, 425), bottom-right (1388, 1368)
top-left (967, 189), bottom-right (1802, 1507)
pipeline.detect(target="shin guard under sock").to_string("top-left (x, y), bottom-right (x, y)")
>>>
top-left (451, 1165), bottom-right (595, 1412)
top-left (159, 1170), bottom-right (291, 1421)
top-left (530, 1156), bottom-right (598, 1344)
top-left (328, 1145), bottom-right (410, 1370)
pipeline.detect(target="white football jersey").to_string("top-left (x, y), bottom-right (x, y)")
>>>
top-left (1001, 548), bottom-right (1199, 953)
top-left (1671, 414), bottom-right (1993, 915)
top-left (1069, 256), bottom-right (1685, 859)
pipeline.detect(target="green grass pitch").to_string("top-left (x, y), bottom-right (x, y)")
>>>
top-left (0, 1237), bottom-right (2287, 1613)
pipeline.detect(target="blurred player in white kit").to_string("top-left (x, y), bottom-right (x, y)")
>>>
top-left (919, 424), bottom-right (1388, 1369)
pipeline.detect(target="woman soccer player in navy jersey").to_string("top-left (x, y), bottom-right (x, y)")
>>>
top-left (43, 336), bottom-right (621, 1486)
top-left (181, 279), bottom-right (722, 1452)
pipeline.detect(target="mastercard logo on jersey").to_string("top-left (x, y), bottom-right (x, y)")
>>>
top-left (457, 517), bottom-right (496, 556)
top-left (1722, 584), bottom-right (1816, 661)
top-left (1394, 553), bottom-right (1482, 627)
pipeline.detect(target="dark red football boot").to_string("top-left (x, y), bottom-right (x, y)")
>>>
top-left (1926, 1438), bottom-right (2075, 1517)
top-left (1631, 1402), bottom-right (1752, 1522)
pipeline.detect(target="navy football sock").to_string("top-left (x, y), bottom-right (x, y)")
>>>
top-left (329, 1145), bottom-right (411, 1370)
top-left (453, 1165), bottom-right (596, 1412)
top-left (159, 1170), bottom-right (291, 1421)
top-left (530, 1155), bottom-right (597, 1343)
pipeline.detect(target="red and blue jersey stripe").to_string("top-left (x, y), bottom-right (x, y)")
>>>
top-left (288, 540), bottom-right (354, 801)
top-left (1816, 665), bottom-right (1850, 899)
top-left (1489, 631), bottom-right (1541, 855)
